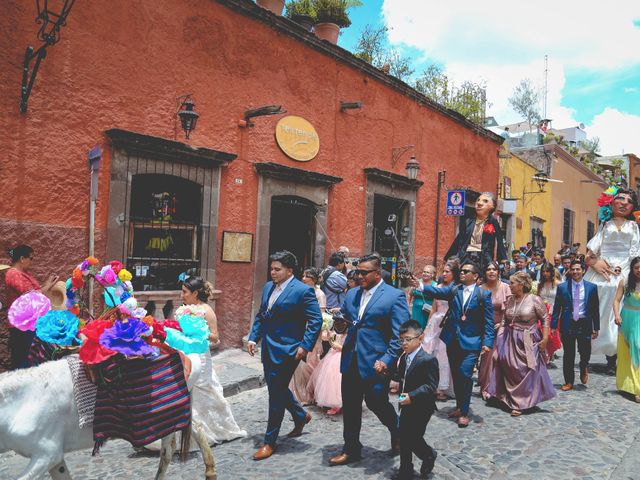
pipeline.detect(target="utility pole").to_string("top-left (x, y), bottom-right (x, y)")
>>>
top-left (433, 170), bottom-right (446, 267)
top-left (543, 54), bottom-right (548, 119)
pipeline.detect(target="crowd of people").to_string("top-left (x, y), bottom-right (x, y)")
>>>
top-left (2, 186), bottom-right (640, 479)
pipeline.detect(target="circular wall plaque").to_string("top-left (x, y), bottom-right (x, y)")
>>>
top-left (275, 115), bottom-right (320, 162)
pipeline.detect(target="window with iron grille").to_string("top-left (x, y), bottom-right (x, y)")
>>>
top-left (105, 129), bottom-right (235, 293)
top-left (562, 208), bottom-right (575, 245)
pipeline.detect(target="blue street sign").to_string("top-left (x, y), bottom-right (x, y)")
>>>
top-left (446, 190), bottom-right (465, 216)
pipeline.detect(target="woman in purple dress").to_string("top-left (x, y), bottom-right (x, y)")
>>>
top-left (489, 271), bottom-right (556, 416)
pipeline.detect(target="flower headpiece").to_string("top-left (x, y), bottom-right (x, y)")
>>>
top-left (597, 185), bottom-right (619, 222)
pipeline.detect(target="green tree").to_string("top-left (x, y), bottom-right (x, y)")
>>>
top-left (508, 79), bottom-right (540, 131)
top-left (353, 24), bottom-right (414, 81)
top-left (384, 48), bottom-right (414, 81)
top-left (414, 65), bottom-right (486, 125)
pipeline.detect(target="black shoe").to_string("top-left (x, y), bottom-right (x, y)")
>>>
top-left (395, 464), bottom-right (415, 480)
top-left (420, 451), bottom-right (437, 477)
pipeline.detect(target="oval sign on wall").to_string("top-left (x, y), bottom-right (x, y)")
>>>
top-left (275, 116), bottom-right (320, 162)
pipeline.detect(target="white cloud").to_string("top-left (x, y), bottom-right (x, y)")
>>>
top-left (381, 0), bottom-right (640, 153)
top-left (382, 0), bottom-right (640, 69)
top-left (586, 108), bottom-right (640, 156)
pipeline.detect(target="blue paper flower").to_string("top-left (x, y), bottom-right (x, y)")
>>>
top-left (164, 314), bottom-right (210, 354)
top-left (35, 310), bottom-right (80, 346)
top-left (598, 205), bottom-right (613, 222)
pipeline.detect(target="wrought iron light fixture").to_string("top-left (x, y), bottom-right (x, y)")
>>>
top-left (406, 155), bottom-right (420, 180)
top-left (176, 95), bottom-right (199, 140)
top-left (533, 171), bottom-right (549, 192)
top-left (20, 0), bottom-right (77, 113)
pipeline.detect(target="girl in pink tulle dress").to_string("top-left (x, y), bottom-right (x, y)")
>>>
top-left (310, 331), bottom-right (345, 414)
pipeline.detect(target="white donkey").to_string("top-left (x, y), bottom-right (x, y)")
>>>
top-left (0, 357), bottom-right (217, 480)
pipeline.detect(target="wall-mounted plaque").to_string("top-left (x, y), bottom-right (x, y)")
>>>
top-left (221, 231), bottom-right (253, 263)
top-left (275, 115), bottom-right (320, 162)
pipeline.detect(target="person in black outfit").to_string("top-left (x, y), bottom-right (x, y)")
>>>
top-left (393, 320), bottom-right (439, 479)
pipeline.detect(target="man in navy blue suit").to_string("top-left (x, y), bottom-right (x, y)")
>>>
top-left (551, 259), bottom-right (600, 391)
top-left (329, 253), bottom-right (409, 466)
top-left (419, 262), bottom-right (495, 428)
top-left (248, 251), bottom-right (323, 460)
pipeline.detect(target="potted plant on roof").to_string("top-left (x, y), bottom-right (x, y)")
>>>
top-left (256, 0), bottom-right (286, 16)
top-left (285, 0), bottom-right (316, 32)
top-left (312, 0), bottom-right (360, 44)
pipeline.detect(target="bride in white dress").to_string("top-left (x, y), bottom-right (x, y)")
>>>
top-left (179, 277), bottom-right (246, 445)
top-left (585, 189), bottom-right (640, 357)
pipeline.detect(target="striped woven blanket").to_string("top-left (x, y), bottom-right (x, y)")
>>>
top-left (92, 353), bottom-right (191, 450)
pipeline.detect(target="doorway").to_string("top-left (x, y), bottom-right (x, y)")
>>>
top-left (372, 194), bottom-right (410, 285)
top-left (268, 195), bottom-right (317, 271)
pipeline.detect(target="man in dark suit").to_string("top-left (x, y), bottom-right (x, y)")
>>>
top-left (394, 320), bottom-right (439, 479)
top-left (247, 251), bottom-right (323, 460)
top-left (444, 193), bottom-right (508, 271)
top-left (551, 259), bottom-right (600, 391)
top-left (419, 262), bottom-right (495, 427)
top-left (329, 253), bottom-right (409, 466)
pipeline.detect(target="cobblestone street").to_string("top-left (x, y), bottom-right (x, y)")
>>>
top-left (0, 353), bottom-right (638, 480)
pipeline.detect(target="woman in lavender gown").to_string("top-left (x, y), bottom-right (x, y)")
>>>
top-left (489, 271), bottom-right (556, 416)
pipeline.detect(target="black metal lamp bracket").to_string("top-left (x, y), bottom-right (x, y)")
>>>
top-left (20, 44), bottom-right (47, 113)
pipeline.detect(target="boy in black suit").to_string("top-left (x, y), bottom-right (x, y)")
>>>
top-left (394, 320), bottom-right (439, 479)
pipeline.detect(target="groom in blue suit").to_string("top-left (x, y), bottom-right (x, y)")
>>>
top-left (419, 261), bottom-right (495, 428)
top-left (248, 251), bottom-right (323, 460)
top-left (329, 253), bottom-right (409, 466)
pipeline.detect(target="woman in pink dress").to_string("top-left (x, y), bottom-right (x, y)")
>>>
top-left (289, 267), bottom-right (326, 405)
top-left (421, 259), bottom-right (459, 400)
top-left (478, 261), bottom-right (511, 400)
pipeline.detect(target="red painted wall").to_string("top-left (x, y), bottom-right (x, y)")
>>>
top-left (0, 0), bottom-right (500, 346)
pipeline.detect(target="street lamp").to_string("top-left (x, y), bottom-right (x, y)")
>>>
top-left (20, 0), bottom-right (77, 112)
top-left (177, 95), bottom-right (199, 139)
top-left (533, 171), bottom-right (549, 192)
top-left (406, 155), bottom-right (420, 180)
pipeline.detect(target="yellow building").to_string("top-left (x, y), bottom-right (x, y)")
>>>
top-left (514, 144), bottom-right (606, 256)
top-left (497, 150), bottom-right (552, 253)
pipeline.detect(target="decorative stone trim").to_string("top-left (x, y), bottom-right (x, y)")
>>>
top-left (364, 167), bottom-right (424, 190)
top-left (254, 162), bottom-right (343, 186)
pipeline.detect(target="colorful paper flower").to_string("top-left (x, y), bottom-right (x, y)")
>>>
top-left (164, 314), bottom-right (210, 354)
top-left (483, 224), bottom-right (496, 234)
top-left (175, 304), bottom-right (207, 318)
top-left (599, 205), bottom-right (613, 222)
top-left (597, 193), bottom-right (614, 207)
top-left (79, 319), bottom-right (117, 365)
top-left (605, 186), bottom-right (619, 196)
top-left (109, 260), bottom-right (124, 274)
top-left (8, 291), bottom-right (52, 331)
top-left (86, 256), bottom-right (99, 266)
top-left (96, 265), bottom-right (118, 286)
top-left (99, 318), bottom-right (156, 357)
top-left (117, 269), bottom-right (133, 282)
top-left (633, 211), bottom-right (640, 223)
top-left (35, 310), bottom-right (79, 346)
top-left (71, 267), bottom-right (84, 290)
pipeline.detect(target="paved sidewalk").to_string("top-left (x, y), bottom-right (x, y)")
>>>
top-left (212, 348), bottom-right (264, 397)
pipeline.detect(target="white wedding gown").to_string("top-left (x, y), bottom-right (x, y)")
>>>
top-left (585, 220), bottom-right (640, 356)
top-left (187, 351), bottom-right (247, 445)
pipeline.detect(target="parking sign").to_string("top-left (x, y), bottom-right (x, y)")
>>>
top-left (446, 190), bottom-right (465, 216)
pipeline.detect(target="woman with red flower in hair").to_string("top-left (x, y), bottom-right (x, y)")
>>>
top-left (445, 192), bottom-right (508, 273)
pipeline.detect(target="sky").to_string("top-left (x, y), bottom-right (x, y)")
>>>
top-left (338, 0), bottom-right (640, 156)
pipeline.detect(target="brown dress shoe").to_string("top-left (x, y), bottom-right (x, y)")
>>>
top-left (287, 412), bottom-right (312, 437)
top-left (253, 444), bottom-right (275, 461)
top-left (561, 383), bottom-right (573, 391)
top-left (447, 408), bottom-right (462, 418)
top-left (580, 370), bottom-right (589, 385)
top-left (457, 416), bottom-right (470, 428)
top-left (329, 452), bottom-right (361, 466)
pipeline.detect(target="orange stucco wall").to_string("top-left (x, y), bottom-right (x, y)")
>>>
top-left (0, 0), bottom-right (500, 345)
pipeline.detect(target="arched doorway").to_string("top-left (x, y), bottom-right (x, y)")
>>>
top-left (268, 195), bottom-right (317, 270)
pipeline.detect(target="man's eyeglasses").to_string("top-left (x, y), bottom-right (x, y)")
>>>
top-left (354, 269), bottom-right (377, 276)
top-left (399, 335), bottom-right (421, 344)
top-left (460, 269), bottom-right (476, 275)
